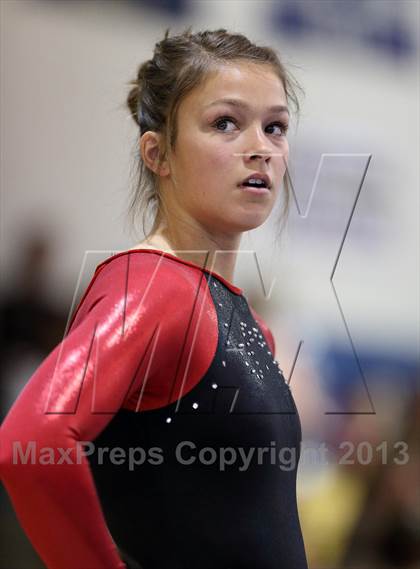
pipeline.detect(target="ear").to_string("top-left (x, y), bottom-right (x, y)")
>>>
top-left (140, 132), bottom-right (170, 177)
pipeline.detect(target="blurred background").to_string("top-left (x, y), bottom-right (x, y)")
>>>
top-left (1, 0), bottom-right (419, 567)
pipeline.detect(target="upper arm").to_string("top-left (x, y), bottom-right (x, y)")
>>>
top-left (1, 252), bottom-right (216, 449)
top-left (1, 255), bottom-right (180, 449)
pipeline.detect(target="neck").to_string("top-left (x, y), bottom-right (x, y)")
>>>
top-left (144, 220), bottom-right (242, 285)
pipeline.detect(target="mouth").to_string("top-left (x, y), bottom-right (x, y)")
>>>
top-left (238, 184), bottom-right (270, 196)
top-left (238, 172), bottom-right (271, 192)
top-left (238, 173), bottom-right (271, 195)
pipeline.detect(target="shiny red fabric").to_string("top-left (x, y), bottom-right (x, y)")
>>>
top-left (0, 249), bottom-right (275, 569)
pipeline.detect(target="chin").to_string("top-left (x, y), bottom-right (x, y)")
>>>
top-left (231, 213), bottom-right (270, 233)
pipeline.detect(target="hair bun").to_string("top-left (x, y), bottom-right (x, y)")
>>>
top-left (126, 80), bottom-right (141, 127)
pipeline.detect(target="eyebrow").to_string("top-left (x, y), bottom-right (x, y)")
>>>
top-left (205, 98), bottom-right (290, 115)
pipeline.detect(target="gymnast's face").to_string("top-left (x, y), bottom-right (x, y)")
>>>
top-left (161, 61), bottom-right (289, 235)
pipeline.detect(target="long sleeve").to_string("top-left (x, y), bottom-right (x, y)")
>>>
top-left (0, 253), bottom-right (183, 569)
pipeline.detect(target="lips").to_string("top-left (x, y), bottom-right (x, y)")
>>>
top-left (239, 172), bottom-right (271, 189)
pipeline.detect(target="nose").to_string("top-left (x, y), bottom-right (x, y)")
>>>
top-left (242, 125), bottom-right (272, 164)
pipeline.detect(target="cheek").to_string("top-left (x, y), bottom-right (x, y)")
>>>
top-left (199, 142), bottom-right (233, 172)
top-left (177, 140), bottom-right (225, 180)
top-left (283, 142), bottom-right (289, 162)
top-left (277, 142), bottom-right (289, 174)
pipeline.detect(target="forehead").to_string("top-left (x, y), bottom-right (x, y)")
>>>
top-left (180, 62), bottom-right (287, 113)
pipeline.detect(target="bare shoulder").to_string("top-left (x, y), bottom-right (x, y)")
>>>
top-left (127, 239), bottom-right (175, 255)
top-left (127, 242), bottom-right (155, 251)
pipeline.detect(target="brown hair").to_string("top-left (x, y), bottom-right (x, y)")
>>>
top-left (125, 26), bottom-right (304, 240)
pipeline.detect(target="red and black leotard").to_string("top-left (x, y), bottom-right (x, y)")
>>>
top-left (1, 249), bottom-right (308, 569)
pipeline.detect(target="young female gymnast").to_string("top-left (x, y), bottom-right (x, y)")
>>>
top-left (1, 27), bottom-right (307, 569)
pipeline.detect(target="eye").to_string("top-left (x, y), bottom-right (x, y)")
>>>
top-left (266, 122), bottom-right (289, 137)
top-left (213, 116), bottom-right (237, 132)
top-left (212, 116), bottom-right (289, 137)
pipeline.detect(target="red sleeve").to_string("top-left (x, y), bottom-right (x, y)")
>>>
top-left (249, 306), bottom-right (276, 356)
top-left (0, 252), bottom-right (205, 569)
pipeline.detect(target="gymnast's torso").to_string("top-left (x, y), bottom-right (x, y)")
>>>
top-left (76, 249), bottom-right (308, 569)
